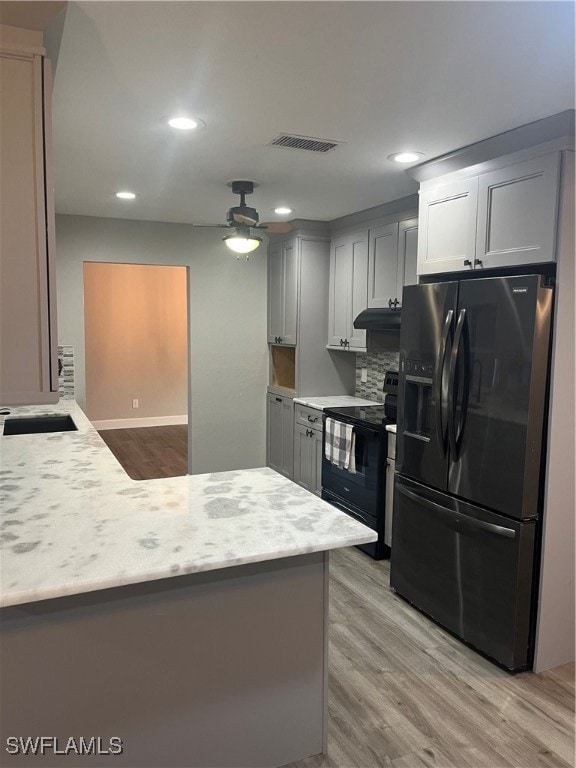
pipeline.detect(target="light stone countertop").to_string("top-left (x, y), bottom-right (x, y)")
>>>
top-left (0, 401), bottom-right (376, 608)
top-left (293, 395), bottom-right (381, 410)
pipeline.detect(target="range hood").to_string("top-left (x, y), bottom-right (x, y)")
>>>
top-left (353, 307), bottom-right (401, 331)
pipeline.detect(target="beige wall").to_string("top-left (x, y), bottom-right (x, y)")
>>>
top-left (83, 262), bottom-right (187, 423)
top-left (56, 214), bottom-right (268, 473)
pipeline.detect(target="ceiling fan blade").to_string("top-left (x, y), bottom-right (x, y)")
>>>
top-left (232, 212), bottom-right (259, 226)
top-left (193, 223), bottom-right (230, 228)
top-left (259, 221), bottom-right (292, 234)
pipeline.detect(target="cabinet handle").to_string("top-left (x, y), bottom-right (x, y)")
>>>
top-left (474, 259), bottom-right (483, 267)
top-left (388, 298), bottom-right (393, 308)
top-left (340, 338), bottom-right (344, 346)
top-left (278, 336), bottom-right (283, 343)
top-left (275, 397), bottom-right (282, 402)
top-left (464, 259), bottom-right (472, 267)
top-left (307, 415), bottom-right (318, 423)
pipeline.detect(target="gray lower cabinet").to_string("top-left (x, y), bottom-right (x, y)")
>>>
top-left (266, 393), bottom-right (294, 479)
top-left (293, 403), bottom-right (323, 495)
top-left (293, 423), bottom-right (322, 496)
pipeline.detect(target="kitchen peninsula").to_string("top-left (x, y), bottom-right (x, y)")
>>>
top-left (0, 402), bottom-right (376, 768)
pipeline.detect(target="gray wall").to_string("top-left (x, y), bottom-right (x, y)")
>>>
top-left (534, 151), bottom-right (575, 672)
top-left (56, 214), bottom-right (268, 474)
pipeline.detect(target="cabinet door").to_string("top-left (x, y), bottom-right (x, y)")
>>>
top-left (397, 218), bottom-right (418, 304)
top-left (294, 423), bottom-right (316, 492)
top-left (367, 222), bottom-right (399, 308)
top-left (327, 235), bottom-right (352, 347)
top-left (267, 243), bottom-right (284, 343)
top-left (267, 239), bottom-right (298, 345)
top-left (0, 52), bottom-right (58, 404)
top-left (313, 428), bottom-right (323, 496)
top-left (294, 424), bottom-right (323, 496)
top-left (476, 153), bottom-right (560, 269)
top-left (267, 393), bottom-right (294, 479)
top-left (281, 239), bottom-right (298, 345)
top-left (417, 177), bottom-right (478, 275)
top-left (347, 231), bottom-right (369, 349)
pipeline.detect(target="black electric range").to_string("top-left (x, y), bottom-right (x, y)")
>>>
top-left (321, 372), bottom-right (398, 560)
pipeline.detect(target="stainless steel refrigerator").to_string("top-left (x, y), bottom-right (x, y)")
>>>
top-left (391, 274), bottom-right (553, 670)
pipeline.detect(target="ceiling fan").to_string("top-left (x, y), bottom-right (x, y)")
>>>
top-left (193, 180), bottom-right (292, 258)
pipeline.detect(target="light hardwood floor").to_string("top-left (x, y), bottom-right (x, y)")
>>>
top-left (98, 430), bottom-right (574, 767)
top-left (286, 546), bottom-right (575, 768)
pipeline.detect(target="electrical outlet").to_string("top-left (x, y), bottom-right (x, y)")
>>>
top-left (361, 368), bottom-right (368, 383)
top-left (132, 398), bottom-right (139, 409)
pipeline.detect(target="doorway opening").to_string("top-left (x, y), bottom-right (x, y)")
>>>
top-left (83, 262), bottom-right (189, 480)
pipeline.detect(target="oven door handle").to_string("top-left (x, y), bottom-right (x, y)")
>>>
top-left (321, 494), bottom-right (375, 530)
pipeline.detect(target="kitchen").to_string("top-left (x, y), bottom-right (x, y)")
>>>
top-left (0, 2), bottom-right (574, 767)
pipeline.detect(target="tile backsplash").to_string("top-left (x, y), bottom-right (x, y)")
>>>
top-left (355, 332), bottom-right (400, 401)
top-left (58, 345), bottom-right (75, 400)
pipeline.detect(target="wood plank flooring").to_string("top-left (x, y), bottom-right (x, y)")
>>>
top-left (96, 432), bottom-right (574, 766)
top-left (286, 547), bottom-right (575, 768)
top-left (98, 425), bottom-right (188, 480)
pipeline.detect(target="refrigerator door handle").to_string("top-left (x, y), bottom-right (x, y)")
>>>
top-left (396, 483), bottom-right (517, 538)
top-left (447, 308), bottom-right (470, 460)
top-left (434, 309), bottom-right (453, 453)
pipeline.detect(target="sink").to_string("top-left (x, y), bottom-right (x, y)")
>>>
top-left (3, 415), bottom-right (77, 435)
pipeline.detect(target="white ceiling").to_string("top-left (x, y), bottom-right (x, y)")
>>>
top-left (52, 1), bottom-right (575, 227)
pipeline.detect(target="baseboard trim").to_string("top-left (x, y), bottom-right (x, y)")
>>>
top-left (93, 415), bottom-right (188, 430)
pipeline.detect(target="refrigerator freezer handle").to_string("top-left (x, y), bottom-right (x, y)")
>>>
top-left (396, 483), bottom-right (517, 538)
top-left (434, 309), bottom-right (454, 454)
top-left (447, 308), bottom-right (470, 460)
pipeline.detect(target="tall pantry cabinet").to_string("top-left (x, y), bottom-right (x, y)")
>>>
top-left (0, 25), bottom-right (58, 405)
top-left (266, 230), bottom-right (356, 479)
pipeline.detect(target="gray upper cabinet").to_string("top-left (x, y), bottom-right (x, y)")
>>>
top-left (0, 42), bottom-right (58, 406)
top-left (476, 153), bottom-right (560, 269)
top-left (367, 218), bottom-right (419, 308)
top-left (417, 177), bottom-right (479, 275)
top-left (267, 237), bottom-right (298, 345)
top-left (417, 150), bottom-right (563, 276)
top-left (367, 223), bottom-right (399, 308)
top-left (327, 230), bottom-right (368, 350)
top-left (398, 218), bottom-right (419, 296)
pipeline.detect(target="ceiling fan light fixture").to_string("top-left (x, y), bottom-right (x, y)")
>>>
top-left (223, 234), bottom-right (262, 254)
top-left (387, 151), bottom-right (424, 164)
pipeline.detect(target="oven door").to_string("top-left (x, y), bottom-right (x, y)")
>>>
top-left (321, 422), bottom-right (383, 518)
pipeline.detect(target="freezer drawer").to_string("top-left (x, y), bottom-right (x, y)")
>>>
top-left (390, 475), bottom-right (537, 670)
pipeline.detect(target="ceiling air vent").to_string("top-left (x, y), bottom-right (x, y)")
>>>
top-left (266, 133), bottom-right (344, 153)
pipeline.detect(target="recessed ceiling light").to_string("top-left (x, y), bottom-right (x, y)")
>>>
top-left (116, 191), bottom-right (137, 200)
top-left (387, 151), bottom-right (424, 164)
top-left (273, 207), bottom-right (293, 215)
top-left (167, 116), bottom-right (204, 130)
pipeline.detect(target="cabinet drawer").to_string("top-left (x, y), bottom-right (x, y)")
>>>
top-left (295, 404), bottom-right (323, 431)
